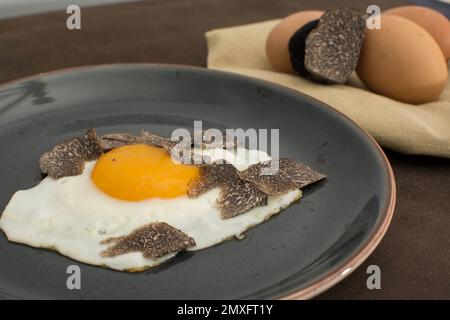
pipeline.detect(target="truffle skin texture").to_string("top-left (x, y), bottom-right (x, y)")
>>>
top-left (288, 19), bottom-right (320, 80)
top-left (238, 158), bottom-right (326, 195)
top-left (187, 162), bottom-right (239, 198)
top-left (100, 131), bottom-right (210, 165)
top-left (99, 132), bottom-right (140, 151)
top-left (99, 130), bottom-right (172, 151)
top-left (195, 129), bottom-right (240, 150)
top-left (304, 8), bottom-right (366, 83)
top-left (188, 161), bottom-right (268, 218)
top-left (100, 222), bottom-right (196, 259)
top-left (218, 179), bottom-right (268, 219)
top-left (39, 129), bottom-right (103, 179)
top-left (140, 130), bottom-right (176, 149)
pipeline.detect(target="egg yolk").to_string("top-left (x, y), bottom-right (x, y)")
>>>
top-left (91, 144), bottom-right (199, 201)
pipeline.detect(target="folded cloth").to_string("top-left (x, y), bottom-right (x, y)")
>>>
top-left (206, 20), bottom-right (450, 158)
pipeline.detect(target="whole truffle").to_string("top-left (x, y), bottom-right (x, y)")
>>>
top-left (288, 19), bottom-right (320, 80)
top-left (304, 8), bottom-right (367, 83)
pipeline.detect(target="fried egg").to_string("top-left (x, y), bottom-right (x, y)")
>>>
top-left (0, 144), bottom-right (301, 271)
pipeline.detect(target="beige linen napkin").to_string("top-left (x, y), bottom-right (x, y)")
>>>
top-left (206, 20), bottom-right (450, 158)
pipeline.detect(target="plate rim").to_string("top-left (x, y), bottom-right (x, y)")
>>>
top-left (0, 63), bottom-right (396, 300)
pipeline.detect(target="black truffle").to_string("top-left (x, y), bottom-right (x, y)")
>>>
top-left (187, 162), bottom-right (239, 198)
top-left (195, 129), bottom-right (240, 150)
top-left (288, 19), bottom-right (321, 80)
top-left (304, 8), bottom-right (366, 83)
top-left (238, 158), bottom-right (326, 195)
top-left (140, 130), bottom-right (175, 149)
top-left (100, 222), bottom-right (196, 259)
top-left (39, 129), bottom-right (103, 179)
top-left (99, 132), bottom-right (140, 151)
top-left (217, 178), bottom-right (268, 219)
top-left (99, 131), bottom-right (171, 151)
top-left (100, 130), bottom-right (210, 165)
top-left (188, 161), bottom-right (268, 218)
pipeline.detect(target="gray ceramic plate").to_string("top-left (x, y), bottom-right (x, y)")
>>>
top-left (0, 64), bottom-right (395, 299)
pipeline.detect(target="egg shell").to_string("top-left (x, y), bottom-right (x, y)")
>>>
top-left (384, 5), bottom-right (450, 61)
top-left (356, 15), bottom-right (448, 104)
top-left (266, 10), bottom-right (324, 73)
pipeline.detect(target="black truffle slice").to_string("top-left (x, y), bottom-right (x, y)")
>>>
top-left (39, 129), bottom-right (103, 179)
top-left (100, 130), bottom-right (210, 165)
top-left (195, 129), bottom-right (240, 150)
top-left (238, 158), bottom-right (326, 195)
top-left (100, 222), bottom-right (196, 259)
top-left (99, 132), bottom-right (140, 151)
top-left (140, 130), bottom-right (175, 149)
top-left (166, 138), bottom-right (206, 165)
top-left (187, 162), bottom-right (239, 198)
top-left (99, 131), bottom-right (172, 151)
top-left (217, 178), bottom-right (268, 219)
top-left (188, 161), bottom-right (268, 218)
top-left (304, 8), bottom-right (366, 83)
top-left (288, 19), bottom-right (321, 80)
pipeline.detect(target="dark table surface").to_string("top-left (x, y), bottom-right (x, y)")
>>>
top-left (0, 0), bottom-right (449, 299)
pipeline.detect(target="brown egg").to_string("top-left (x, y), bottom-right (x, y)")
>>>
top-left (266, 10), bottom-right (324, 73)
top-left (356, 15), bottom-right (448, 104)
top-left (384, 5), bottom-right (450, 61)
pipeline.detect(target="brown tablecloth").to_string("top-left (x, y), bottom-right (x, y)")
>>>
top-left (0, 0), bottom-right (448, 299)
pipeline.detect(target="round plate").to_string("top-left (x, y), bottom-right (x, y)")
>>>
top-left (0, 64), bottom-right (395, 299)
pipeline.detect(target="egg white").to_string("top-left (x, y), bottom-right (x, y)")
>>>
top-left (0, 148), bottom-right (301, 271)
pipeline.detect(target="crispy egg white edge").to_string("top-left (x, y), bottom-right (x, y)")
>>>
top-left (0, 148), bottom-right (302, 271)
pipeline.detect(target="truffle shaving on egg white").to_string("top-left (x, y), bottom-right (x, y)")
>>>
top-left (39, 128), bottom-right (103, 179)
